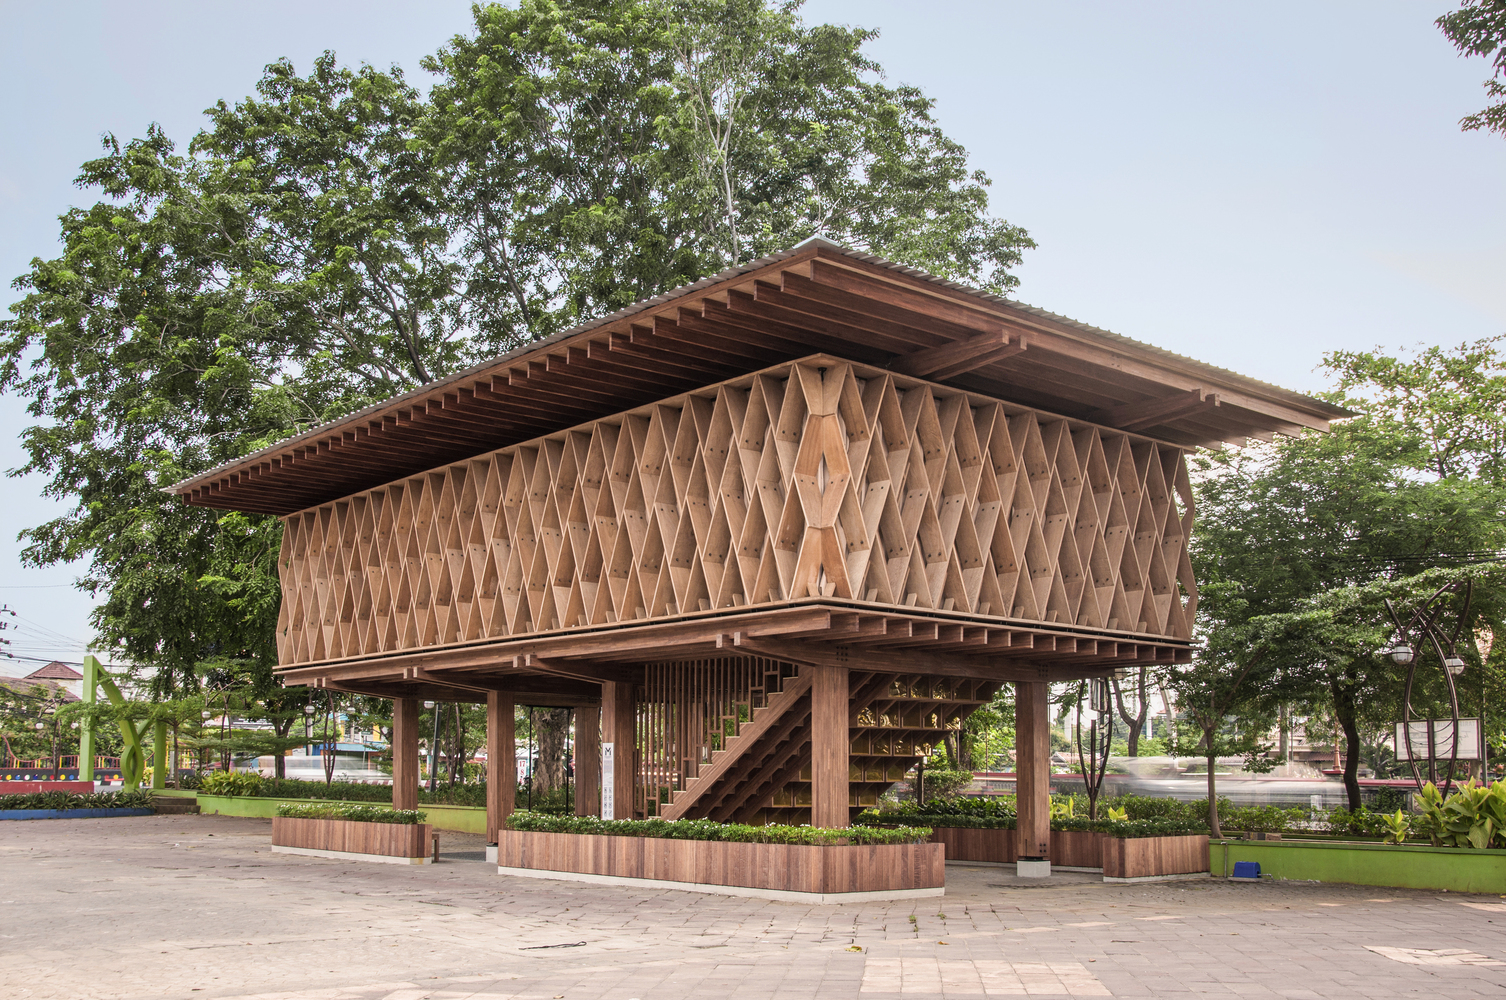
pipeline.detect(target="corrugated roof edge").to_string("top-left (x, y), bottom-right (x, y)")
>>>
top-left (167, 238), bottom-right (1348, 496)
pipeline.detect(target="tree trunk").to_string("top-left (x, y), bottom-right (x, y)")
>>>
top-left (534, 708), bottom-right (572, 795)
top-left (1331, 677), bottom-right (1363, 811)
top-left (272, 716), bottom-right (293, 779)
top-left (1205, 727), bottom-right (1222, 838)
top-left (1278, 702), bottom-right (1289, 763)
top-left (1113, 669), bottom-right (1151, 756)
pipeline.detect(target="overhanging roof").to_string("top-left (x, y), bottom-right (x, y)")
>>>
top-left (170, 240), bottom-right (1347, 516)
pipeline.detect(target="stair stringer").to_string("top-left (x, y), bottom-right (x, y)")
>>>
top-left (657, 669), bottom-right (815, 820)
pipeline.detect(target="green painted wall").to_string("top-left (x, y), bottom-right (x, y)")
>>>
top-left (1212, 839), bottom-right (1506, 894)
top-left (195, 794), bottom-right (486, 835)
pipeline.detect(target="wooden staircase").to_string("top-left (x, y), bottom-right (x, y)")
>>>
top-left (652, 665), bottom-right (997, 826)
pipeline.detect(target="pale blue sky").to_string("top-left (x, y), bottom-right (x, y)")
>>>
top-left (1, 1), bottom-right (1502, 664)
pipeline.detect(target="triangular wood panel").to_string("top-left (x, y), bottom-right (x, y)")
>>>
top-left (277, 359), bottom-right (1197, 666)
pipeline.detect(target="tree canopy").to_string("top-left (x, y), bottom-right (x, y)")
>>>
top-left (1, 0), bottom-right (1032, 693)
top-left (1438, 0), bottom-right (1506, 139)
top-left (1187, 341), bottom-right (1506, 807)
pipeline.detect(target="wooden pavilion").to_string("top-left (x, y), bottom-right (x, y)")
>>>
top-left (170, 239), bottom-right (1343, 864)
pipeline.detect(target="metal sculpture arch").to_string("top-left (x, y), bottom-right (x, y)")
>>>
top-left (1385, 580), bottom-right (1472, 797)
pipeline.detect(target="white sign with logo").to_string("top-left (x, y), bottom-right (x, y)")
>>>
top-left (601, 742), bottom-right (615, 820)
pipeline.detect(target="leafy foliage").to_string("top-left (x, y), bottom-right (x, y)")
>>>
top-left (1381, 809), bottom-right (1412, 845)
top-left (1414, 780), bottom-right (1506, 849)
top-left (505, 810), bottom-right (930, 845)
top-left (276, 802), bottom-right (427, 824)
top-left (199, 771), bottom-right (266, 796)
top-left (0, 789), bottom-right (154, 811)
top-left (1437, 0), bottom-right (1506, 139)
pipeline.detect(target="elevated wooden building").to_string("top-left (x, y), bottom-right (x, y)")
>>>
top-left (171, 240), bottom-right (1342, 862)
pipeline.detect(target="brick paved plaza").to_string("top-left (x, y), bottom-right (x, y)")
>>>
top-left (4, 815), bottom-right (1505, 1000)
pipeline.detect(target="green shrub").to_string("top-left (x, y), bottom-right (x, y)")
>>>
top-left (1222, 804), bottom-right (1309, 834)
top-left (201, 771), bottom-right (265, 796)
top-left (1415, 781), bottom-right (1506, 849)
top-left (213, 777), bottom-right (494, 807)
top-left (0, 789), bottom-right (154, 811)
top-left (504, 811), bottom-right (930, 845)
top-left (176, 771), bottom-right (204, 790)
top-left (255, 778), bottom-right (393, 802)
top-left (1318, 806), bottom-right (1391, 839)
top-left (917, 769), bottom-right (974, 801)
top-left (276, 802), bottom-right (427, 824)
top-left (857, 810), bottom-right (1015, 829)
top-left (1381, 809), bottom-right (1411, 845)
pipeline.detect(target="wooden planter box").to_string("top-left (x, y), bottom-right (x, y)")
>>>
top-left (496, 830), bottom-right (943, 902)
top-left (930, 826), bottom-right (1015, 864)
top-left (1051, 830), bottom-right (1105, 869)
top-left (271, 816), bottom-right (432, 865)
top-left (1103, 835), bottom-right (1210, 881)
top-left (928, 828), bottom-right (1103, 869)
top-left (931, 827), bottom-right (1209, 880)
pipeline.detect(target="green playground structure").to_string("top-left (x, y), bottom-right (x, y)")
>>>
top-left (79, 655), bottom-right (167, 789)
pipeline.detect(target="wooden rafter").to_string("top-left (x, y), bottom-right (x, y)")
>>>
top-left (1086, 388), bottom-right (1222, 433)
top-left (889, 331), bottom-right (1026, 380)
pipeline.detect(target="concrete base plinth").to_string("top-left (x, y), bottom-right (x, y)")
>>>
top-left (271, 845), bottom-right (432, 865)
top-left (1016, 859), bottom-right (1051, 878)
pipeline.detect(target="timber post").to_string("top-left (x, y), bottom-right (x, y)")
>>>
top-left (574, 702), bottom-right (601, 817)
top-left (392, 697), bottom-right (420, 812)
top-left (811, 664), bottom-right (851, 829)
top-left (601, 681), bottom-right (635, 820)
top-left (1015, 679), bottom-right (1051, 864)
top-left (486, 691), bottom-right (516, 842)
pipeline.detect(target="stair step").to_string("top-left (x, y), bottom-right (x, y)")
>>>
top-left (152, 797), bottom-right (201, 814)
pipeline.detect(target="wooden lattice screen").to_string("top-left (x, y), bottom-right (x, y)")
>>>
top-left (276, 359), bottom-right (1197, 665)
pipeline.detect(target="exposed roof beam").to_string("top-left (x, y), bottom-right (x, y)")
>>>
top-left (889, 331), bottom-right (1026, 380)
top-left (1086, 388), bottom-right (1221, 432)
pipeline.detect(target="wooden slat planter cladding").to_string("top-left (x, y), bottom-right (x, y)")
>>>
top-left (928, 829), bottom-right (1103, 867)
top-left (1102, 834), bottom-right (1210, 880)
top-left (1051, 830), bottom-right (1105, 868)
top-left (497, 831), bottom-right (943, 895)
top-left (930, 827), bottom-right (1017, 864)
top-left (272, 817), bottom-right (430, 859)
top-left (931, 827), bottom-right (1206, 879)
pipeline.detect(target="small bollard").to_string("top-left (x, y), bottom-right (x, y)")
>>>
top-left (431, 831), bottom-right (440, 863)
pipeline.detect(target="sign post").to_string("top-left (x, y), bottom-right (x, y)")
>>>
top-left (601, 742), bottom-right (615, 820)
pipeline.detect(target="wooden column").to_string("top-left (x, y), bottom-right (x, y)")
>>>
top-left (811, 664), bottom-right (850, 829)
top-left (1015, 680), bottom-right (1050, 860)
top-left (487, 691), bottom-right (516, 842)
top-left (574, 702), bottom-right (601, 817)
top-left (392, 697), bottom-right (420, 812)
top-left (601, 682), bottom-right (635, 820)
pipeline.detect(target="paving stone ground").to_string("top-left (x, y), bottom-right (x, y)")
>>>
top-left (3, 814), bottom-right (1506, 999)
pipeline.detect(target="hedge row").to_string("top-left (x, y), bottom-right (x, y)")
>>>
top-left (198, 774), bottom-right (489, 807)
top-left (275, 803), bottom-right (427, 824)
top-left (0, 789), bottom-right (154, 811)
top-left (505, 811), bottom-right (931, 845)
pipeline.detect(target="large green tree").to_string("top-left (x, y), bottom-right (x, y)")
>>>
top-left (1192, 341), bottom-right (1506, 809)
top-left (2, 0), bottom-right (1031, 695)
